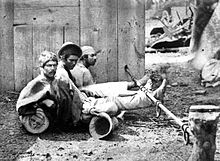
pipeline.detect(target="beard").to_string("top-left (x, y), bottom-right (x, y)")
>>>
top-left (89, 60), bottom-right (96, 66)
top-left (45, 70), bottom-right (56, 79)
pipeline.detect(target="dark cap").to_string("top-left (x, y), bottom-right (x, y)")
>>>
top-left (57, 42), bottom-right (82, 58)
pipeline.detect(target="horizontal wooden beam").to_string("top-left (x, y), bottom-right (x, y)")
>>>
top-left (14, 7), bottom-right (79, 25)
top-left (14, 0), bottom-right (79, 8)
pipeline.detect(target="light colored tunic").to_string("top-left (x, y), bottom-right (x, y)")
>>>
top-left (71, 62), bottom-right (132, 97)
top-left (71, 63), bottom-right (95, 88)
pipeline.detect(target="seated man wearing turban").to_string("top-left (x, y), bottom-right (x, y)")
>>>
top-left (16, 43), bottom-right (166, 135)
top-left (71, 46), bottom-right (152, 97)
top-left (16, 50), bottom-right (83, 133)
top-left (16, 51), bottom-right (59, 133)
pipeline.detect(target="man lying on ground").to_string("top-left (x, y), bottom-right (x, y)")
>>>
top-left (71, 45), bottom-right (167, 119)
top-left (16, 43), bottom-right (167, 134)
top-left (57, 42), bottom-right (167, 126)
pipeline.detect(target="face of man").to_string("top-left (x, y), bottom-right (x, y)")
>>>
top-left (43, 60), bottom-right (58, 78)
top-left (64, 55), bottom-right (79, 70)
top-left (86, 53), bottom-right (97, 66)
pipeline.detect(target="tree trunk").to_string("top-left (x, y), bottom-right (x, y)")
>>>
top-left (188, 105), bottom-right (220, 161)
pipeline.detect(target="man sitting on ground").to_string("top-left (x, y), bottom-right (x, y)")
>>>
top-left (16, 50), bottom-right (83, 133)
top-left (16, 42), bottom-right (167, 134)
top-left (57, 42), bottom-right (167, 122)
top-left (71, 45), bottom-right (167, 118)
top-left (71, 45), bottom-right (156, 98)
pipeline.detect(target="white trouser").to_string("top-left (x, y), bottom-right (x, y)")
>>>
top-left (80, 81), bottom-right (136, 97)
top-left (82, 90), bottom-right (153, 116)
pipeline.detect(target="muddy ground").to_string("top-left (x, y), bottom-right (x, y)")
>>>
top-left (1, 52), bottom-right (220, 161)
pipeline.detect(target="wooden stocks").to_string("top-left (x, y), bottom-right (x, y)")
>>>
top-left (188, 105), bottom-right (220, 161)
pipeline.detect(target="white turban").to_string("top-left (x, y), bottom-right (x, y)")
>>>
top-left (39, 51), bottom-right (58, 67)
top-left (81, 46), bottom-right (96, 56)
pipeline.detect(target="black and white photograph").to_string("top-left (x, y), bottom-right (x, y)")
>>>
top-left (1, 0), bottom-right (220, 160)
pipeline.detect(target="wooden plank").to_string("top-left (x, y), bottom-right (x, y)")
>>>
top-left (80, 0), bottom-right (118, 83)
top-left (14, 0), bottom-right (79, 8)
top-left (64, 0), bottom-right (80, 44)
top-left (118, 0), bottom-right (145, 81)
top-left (14, 7), bottom-right (79, 25)
top-left (0, 0), bottom-right (14, 92)
top-left (64, 24), bottom-right (80, 44)
top-left (14, 25), bottom-right (33, 91)
top-left (48, 25), bottom-right (64, 53)
top-left (14, 0), bottom-right (80, 81)
top-left (32, 25), bottom-right (63, 78)
top-left (32, 26), bottom-right (48, 78)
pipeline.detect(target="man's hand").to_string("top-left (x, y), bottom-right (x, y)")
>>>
top-left (82, 101), bottom-right (93, 114)
top-left (81, 89), bottom-right (94, 97)
top-left (82, 97), bottom-right (96, 114)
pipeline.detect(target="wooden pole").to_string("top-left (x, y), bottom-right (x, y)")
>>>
top-left (188, 105), bottom-right (220, 161)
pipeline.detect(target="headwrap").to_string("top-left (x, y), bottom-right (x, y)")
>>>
top-left (39, 51), bottom-right (58, 67)
top-left (81, 46), bottom-right (96, 56)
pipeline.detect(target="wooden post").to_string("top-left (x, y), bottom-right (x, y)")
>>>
top-left (80, 0), bottom-right (118, 83)
top-left (0, 0), bottom-right (14, 92)
top-left (118, 0), bottom-right (145, 81)
top-left (188, 105), bottom-right (220, 161)
top-left (80, 0), bottom-right (145, 83)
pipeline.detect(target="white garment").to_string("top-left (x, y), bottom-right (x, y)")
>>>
top-left (71, 63), bottom-right (95, 88)
top-left (201, 59), bottom-right (220, 87)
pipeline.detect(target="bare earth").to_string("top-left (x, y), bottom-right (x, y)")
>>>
top-left (1, 52), bottom-right (220, 161)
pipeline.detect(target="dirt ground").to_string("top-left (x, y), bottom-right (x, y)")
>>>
top-left (1, 52), bottom-right (220, 161)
